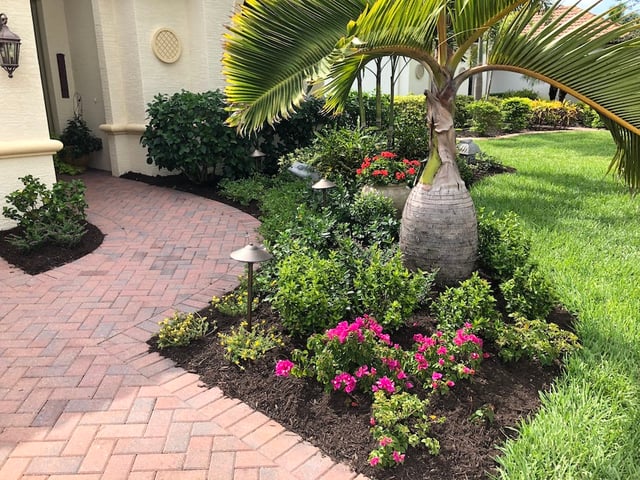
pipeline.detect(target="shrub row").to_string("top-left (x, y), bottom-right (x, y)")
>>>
top-left (141, 89), bottom-right (601, 184)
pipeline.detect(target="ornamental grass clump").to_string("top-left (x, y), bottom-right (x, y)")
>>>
top-left (356, 151), bottom-right (420, 186)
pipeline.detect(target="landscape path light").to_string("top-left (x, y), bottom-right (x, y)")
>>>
top-left (311, 178), bottom-right (336, 206)
top-left (250, 148), bottom-right (266, 172)
top-left (230, 243), bottom-right (273, 331)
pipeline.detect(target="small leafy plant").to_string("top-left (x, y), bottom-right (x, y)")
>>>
top-left (157, 311), bottom-right (210, 349)
top-left (218, 320), bottom-right (284, 369)
top-left (211, 290), bottom-right (258, 317)
top-left (59, 116), bottom-right (103, 160)
top-left (477, 209), bottom-right (531, 280)
top-left (432, 272), bottom-right (500, 334)
top-left (500, 264), bottom-right (557, 320)
top-left (368, 390), bottom-right (441, 468)
top-left (2, 175), bottom-right (88, 251)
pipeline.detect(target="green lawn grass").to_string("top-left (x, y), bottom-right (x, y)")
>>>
top-left (471, 130), bottom-right (640, 479)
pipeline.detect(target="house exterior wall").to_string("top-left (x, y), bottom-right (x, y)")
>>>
top-left (0, 0), bottom-right (60, 231)
top-left (91, 0), bottom-right (237, 176)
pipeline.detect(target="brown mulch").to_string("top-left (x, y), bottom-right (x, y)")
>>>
top-left (0, 170), bottom-right (569, 479)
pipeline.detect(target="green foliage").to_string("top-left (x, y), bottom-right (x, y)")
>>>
top-left (141, 90), bottom-right (252, 183)
top-left (348, 191), bottom-right (399, 247)
top-left (500, 264), bottom-right (557, 320)
top-left (392, 95), bottom-right (429, 160)
top-left (432, 272), bottom-right (500, 333)
top-left (218, 174), bottom-right (272, 206)
top-left (304, 127), bottom-right (386, 178)
top-left (455, 154), bottom-right (475, 187)
top-left (157, 311), bottom-right (210, 349)
top-left (494, 314), bottom-right (580, 366)
top-left (257, 177), bottom-right (311, 243)
top-left (272, 250), bottom-right (351, 336)
top-left (369, 391), bottom-right (440, 467)
top-left (528, 100), bottom-right (579, 128)
top-left (467, 100), bottom-right (503, 136)
top-left (493, 89), bottom-right (540, 100)
top-left (59, 116), bottom-right (103, 159)
top-left (53, 157), bottom-right (85, 176)
top-left (453, 95), bottom-right (474, 130)
top-left (354, 248), bottom-right (434, 330)
top-left (260, 96), bottom-right (333, 159)
top-left (477, 209), bottom-right (531, 280)
top-left (218, 320), bottom-right (284, 368)
top-left (211, 290), bottom-right (259, 317)
top-left (340, 91), bottom-right (391, 130)
top-left (501, 98), bottom-right (533, 133)
top-left (2, 175), bottom-right (88, 251)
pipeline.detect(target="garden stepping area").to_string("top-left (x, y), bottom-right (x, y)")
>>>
top-left (0, 170), bottom-right (364, 480)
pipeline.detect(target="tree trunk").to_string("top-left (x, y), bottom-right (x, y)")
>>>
top-left (399, 87), bottom-right (478, 286)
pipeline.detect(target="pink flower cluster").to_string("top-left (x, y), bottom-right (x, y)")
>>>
top-left (412, 324), bottom-right (486, 390)
top-left (326, 315), bottom-right (391, 345)
top-left (275, 359), bottom-right (294, 377)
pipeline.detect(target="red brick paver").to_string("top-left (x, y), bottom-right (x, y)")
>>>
top-left (0, 171), bottom-right (362, 480)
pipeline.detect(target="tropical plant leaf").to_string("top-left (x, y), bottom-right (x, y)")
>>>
top-left (223, 0), bottom-right (371, 134)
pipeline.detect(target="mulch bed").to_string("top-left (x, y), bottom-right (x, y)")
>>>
top-left (0, 170), bottom-right (569, 479)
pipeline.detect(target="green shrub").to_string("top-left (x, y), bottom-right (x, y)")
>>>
top-left (493, 89), bottom-right (540, 100)
top-left (272, 250), bottom-right (351, 336)
top-left (500, 264), bottom-right (557, 320)
top-left (494, 314), bottom-right (580, 366)
top-left (348, 192), bottom-right (400, 247)
top-left (455, 155), bottom-right (475, 187)
top-left (2, 175), bottom-right (88, 251)
top-left (454, 95), bottom-right (474, 129)
top-left (528, 100), bottom-right (578, 129)
top-left (354, 248), bottom-right (435, 330)
top-left (157, 311), bottom-right (210, 349)
top-left (258, 96), bottom-right (333, 170)
top-left (218, 174), bottom-right (272, 206)
top-left (467, 100), bottom-right (503, 136)
top-left (59, 116), bottom-right (103, 160)
top-left (141, 90), bottom-right (252, 183)
top-left (432, 272), bottom-right (500, 333)
top-left (257, 178), bottom-right (311, 244)
top-left (218, 320), bottom-right (284, 368)
top-left (501, 98), bottom-right (533, 133)
top-left (477, 209), bottom-right (531, 280)
top-left (393, 95), bottom-right (429, 160)
top-left (305, 127), bottom-right (385, 178)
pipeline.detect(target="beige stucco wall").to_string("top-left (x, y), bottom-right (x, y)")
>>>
top-left (91, 0), bottom-right (237, 176)
top-left (0, 0), bottom-right (59, 231)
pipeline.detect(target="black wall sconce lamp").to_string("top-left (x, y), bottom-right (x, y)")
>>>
top-left (0, 13), bottom-right (21, 78)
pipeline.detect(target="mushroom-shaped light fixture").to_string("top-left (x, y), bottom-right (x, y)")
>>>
top-left (230, 243), bottom-right (273, 331)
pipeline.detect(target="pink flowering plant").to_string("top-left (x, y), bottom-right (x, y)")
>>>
top-left (408, 323), bottom-right (487, 393)
top-left (275, 315), bottom-right (411, 395)
top-left (273, 315), bottom-right (484, 469)
top-left (356, 151), bottom-right (421, 186)
top-left (368, 390), bottom-right (441, 468)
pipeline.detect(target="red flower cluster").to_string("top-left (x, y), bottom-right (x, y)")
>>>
top-left (356, 151), bottom-right (421, 186)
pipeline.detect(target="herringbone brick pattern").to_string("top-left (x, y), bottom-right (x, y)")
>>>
top-left (0, 171), bottom-right (364, 480)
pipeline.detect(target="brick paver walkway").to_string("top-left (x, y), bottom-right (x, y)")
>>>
top-left (0, 171), bottom-right (364, 480)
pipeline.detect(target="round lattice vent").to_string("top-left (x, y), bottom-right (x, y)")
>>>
top-left (152, 28), bottom-right (181, 64)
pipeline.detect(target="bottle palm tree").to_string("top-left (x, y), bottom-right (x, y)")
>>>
top-left (223, 0), bottom-right (640, 284)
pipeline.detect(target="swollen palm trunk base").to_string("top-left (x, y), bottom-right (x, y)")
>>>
top-left (400, 183), bottom-right (477, 286)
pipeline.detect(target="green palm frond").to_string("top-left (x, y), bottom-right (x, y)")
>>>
top-left (604, 117), bottom-right (640, 191)
top-left (223, 0), bottom-right (370, 134)
top-left (321, 0), bottom-right (445, 113)
top-left (472, 1), bottom-right (640, 187)
top-left (448, 0), bottom-right (532, 67)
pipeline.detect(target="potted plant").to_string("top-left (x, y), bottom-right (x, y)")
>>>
top-left (357, 151), bottom-right (420, 213)
top-left (59, 115), bottom-right (103, 168)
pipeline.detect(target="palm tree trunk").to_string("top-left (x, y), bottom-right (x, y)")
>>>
top-left (399, 86), bottom-right (478, 285)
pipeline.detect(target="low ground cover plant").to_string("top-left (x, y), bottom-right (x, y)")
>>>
top-left (157, 311), bottom-right (210, 350)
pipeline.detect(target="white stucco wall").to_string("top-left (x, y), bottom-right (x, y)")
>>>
top-left (0, 0), bottom-right (59, 231)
